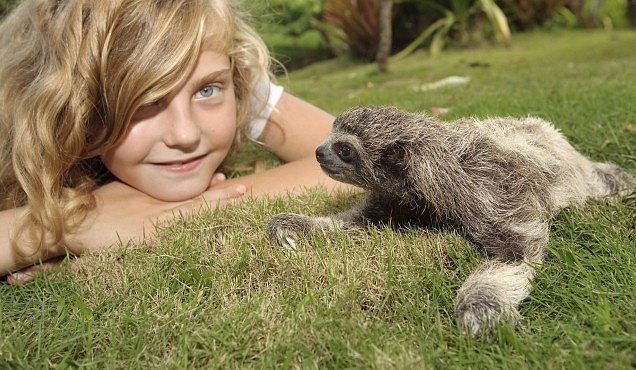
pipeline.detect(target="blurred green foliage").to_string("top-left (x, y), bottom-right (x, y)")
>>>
top-left (321, 0), bottom-right (380, 60)
top-left (501, 0), bottom-right (570, 30)
top-left (254, 0), bottom-right (323, 36)
top-left (2, 0), bottom-right (631, 71)
top-left (253, 0), bottom-right (632, 66)
top-left (248, 0), bottom-right (332, 71)
top-left (0, 0), bottom-right (20, 19)
top-left (595, 0), bottom-right (630, 27)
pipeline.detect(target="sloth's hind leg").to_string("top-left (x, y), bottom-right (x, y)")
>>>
top-left (454, 260), bottom-right (536, 336)
top-left (454, 221), bottom-right (548, 336)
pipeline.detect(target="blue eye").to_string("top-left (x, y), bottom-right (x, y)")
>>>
top-left (196, 85), bottom-right (220, 99)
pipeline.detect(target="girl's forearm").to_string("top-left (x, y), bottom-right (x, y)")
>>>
top-left (0, 207), bottom-right (65, 276)
top-left (221, 155), bottom-right (358, 198)
top-left (0, 159), bottom-right (357, 278)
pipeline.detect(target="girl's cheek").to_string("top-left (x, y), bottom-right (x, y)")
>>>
top-left (112, 121), bottom-right (160, 161)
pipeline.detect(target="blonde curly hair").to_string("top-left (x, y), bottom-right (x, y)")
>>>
top-left (0, 0), bottom-right (272, 256)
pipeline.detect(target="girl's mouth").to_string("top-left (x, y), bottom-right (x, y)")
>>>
top-left (152, 154), bottom-right (206, 172)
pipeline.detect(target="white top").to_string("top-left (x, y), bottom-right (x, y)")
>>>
top-left (246, 79), bottom-right (285, 141)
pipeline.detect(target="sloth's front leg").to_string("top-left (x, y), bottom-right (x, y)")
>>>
top-left (267, 213), bottom-right (346, 249)
top-left (267, 193), bottom-right (399, 249)
top-left (267, 194), bottom-right (380, 249)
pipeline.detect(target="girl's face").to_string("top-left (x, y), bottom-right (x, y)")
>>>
top-left (101, 50), bottom-right (237, 201)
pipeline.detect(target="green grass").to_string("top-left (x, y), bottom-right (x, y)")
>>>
top-left (1, 30), bottom-right (635, 369)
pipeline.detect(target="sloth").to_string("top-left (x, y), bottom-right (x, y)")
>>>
top-left (267, 105), bottom-right (634, 336)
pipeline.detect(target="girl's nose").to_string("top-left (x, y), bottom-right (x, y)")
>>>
top-left (163, 100), bottom-right (201, 149)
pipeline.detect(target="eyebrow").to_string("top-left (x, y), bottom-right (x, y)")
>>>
top-left (191, 68), bottom-right (232, 89)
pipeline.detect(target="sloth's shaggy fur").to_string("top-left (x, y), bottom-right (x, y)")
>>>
top-left (267, 105), bottom-right (634, 336)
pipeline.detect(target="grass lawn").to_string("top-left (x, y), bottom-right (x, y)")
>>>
top-left (1, 30), bottom-right (635, 369)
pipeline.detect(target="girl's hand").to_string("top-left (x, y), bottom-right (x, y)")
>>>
top-left (6, 174), bottom-right (246, 284)
top-left (73, 175), bottom-right (247, 254)
top-left (209, 172), bottom-right (228, 186)
top-left (6, 257), bottom-right (66, 285)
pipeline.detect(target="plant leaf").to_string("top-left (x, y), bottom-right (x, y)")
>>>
top-left (480, 0), bottom-right (511, 46)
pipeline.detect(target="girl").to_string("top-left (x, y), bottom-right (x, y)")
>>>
top-left (0, 0), bottom-right (350, 283)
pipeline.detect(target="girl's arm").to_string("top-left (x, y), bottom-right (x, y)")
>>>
top-left (260, 92), bottom-right (336, 161)
top-left (0, 208), bottom-right (54, 279)
top-left (220, 92), bottom-right (355, 196)
top-left (0, 176), bottom-right (247, 280)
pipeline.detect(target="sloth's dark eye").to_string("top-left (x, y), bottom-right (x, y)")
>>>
top-left (337, 144), bottom-right (354, 161)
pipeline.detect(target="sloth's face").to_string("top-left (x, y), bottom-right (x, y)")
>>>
top-left (315, 132), bottom-right (369, 187)
top-left (316, 105), bottom-right (415, 191)
top-left (315, 130), bottom-right (406, 191)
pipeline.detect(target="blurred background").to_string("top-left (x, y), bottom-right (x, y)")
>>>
top-left (245, 0), bottom-right (636, 71)
top-left (1, 0), bottom-right (635, 71)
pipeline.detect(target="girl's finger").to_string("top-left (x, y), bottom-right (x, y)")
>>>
top-left (6, 258), bottom-right (65, 285)
top-left (202, 183), bottom-right (247, 201)
top-left (209, 173), bottom-right (227, 186)
top-left (174, 183), bottom-right (247, 213)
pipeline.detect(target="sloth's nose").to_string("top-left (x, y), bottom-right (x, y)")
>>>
top-left (315, 145), bottom-right (327, 162)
